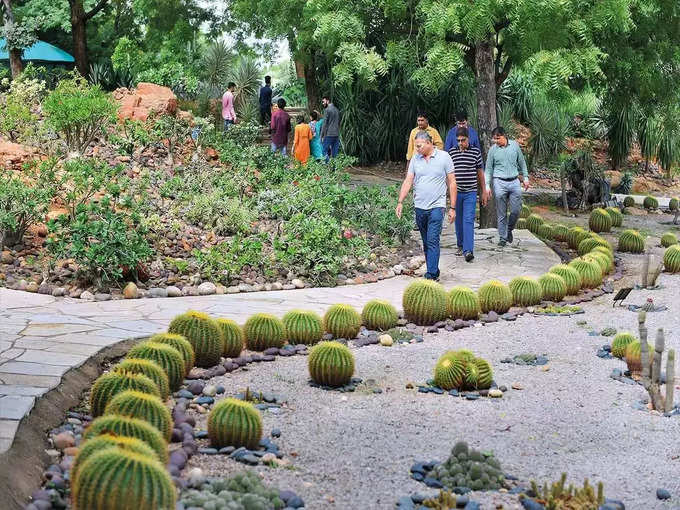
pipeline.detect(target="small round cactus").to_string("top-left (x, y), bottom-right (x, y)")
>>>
top-left (323, 304), bottom-right (362, 339)
top-left (623, 196), bottom-right (635, 208)
top-left (567, 227), bottom-right (589, 250)
top-left (664, 244), bottom-right (680, 273)
top-left (625, 341), bottom-right (654, 377)
top-left (549, 264), bottom-right (582, 295)
top-left (207, 398), bottom-right (262, 449)
top-left (526, 213), bottom-right (544, 234)
top-left (537, 223), bottom-right (554, 240)
top-left (473, 358), bottom-right (493, 390)
top-left (661, 232), bottom-right (678, 248)
top-left (611, 332), bottom-right (636, 359)
top-left (283, 310), bottom-right (324, 344)
top-left (552, 224), bottom-right (569, 242)
top-left (83, 415), bottom-right (168, 464)
top-left (433, 352), bottom-right (466, 390)
top-left (244, 313), bottom-right (286, 351)
top-left (447, 286), bottom-right (480, 320)
top-left (643, 195), bottom-right (658, 210)
top-left (463, 362), bottom-right (479, 390)
top-left (216, 318), bottom-right (245, 357)
top-left (590, 247), bottom-right (614, 273)
top-left (584, 252), bottom-right (609, 276)
top-left (126, 341), bottom-right (185, 391)
top-left (520, 204), bottom-right (532, 218)
top-left (402, 279), bottom-right (448, 325)
top-left (90, 371), bottom-right (160, 418)
top-left (605, 207), bottom-right (623, 227)
top-left (538, 273), bottom-right (567, 301)
top-left (361, 300), bottom-right (398, 331)
top-left (308, 341), bottom-right (355, 387)
top-left (669, 197), bottom-right (679, 211)
top-left (618, 229), bottom-right (645, 253)
top-left (589, 208), bottom-right (612, 233)
top-left (168, 310), bottom-right (224, 367)
top-left (578, 237), bottom-right (602, 256)
top-left (568, 258), bottom-right (602, 288)
top-left (508, 276), bottom-right (542, 306)
top-left (104, 390), bottom-right (172, 441)
top-left (148, 333), bottom-right (195, 376)
top-left (113, 358), bottom-right (170, 400)
top-left (71, 448), bottom-right (175, 510)
top-left (515, 218), bottom-right (528, 230)
top-left (477, 280), bottom-right (513, 314)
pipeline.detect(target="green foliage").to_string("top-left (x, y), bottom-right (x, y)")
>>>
top-left (447, 286), bottom-right (480, 320)
top-left (104, 390), bottom-right (172, 441)
top-left (509, 277), bottom-right (543, 307)
top-left (538, 273), bottom-right (567, 302)
top-left (243, 313), bottom-right (287, 351)
top-left (113, 359), bottom-right (170, 400)
top-left (71, 448), bottom-right (175, 510)
top-left (192, 234), bottom-right (268, 284)
top-left (0, 73), bottom-right (45, 142)
top-left (527, 100), bottom-right (570, 165)
top-left (0, 170), bottom-right (53, 248)
top-left (184, 192), bottom-right (254, 235)
top-left (323, 304), bottom-right (362, 339)
top-left (83, 415), bottom-right (168, 464)
top-left (308, 341), bottom-right (355, 387)
top-left (605, 207), bottom-right (623, 228)
top-left (402, 279), bottom-right (448, 326)
top-left (90, 371), bottom-right (160, 417)
top-left (589, 208), bottom-right (612, 233)
top-left (208, 398), bottom-right (263, 449)
top-left (549, 264), bottom-right (582, 295)
top-left (526, 214), bottom-right (544, 234)
top-left (643, 195), bottom-right (659, 210)
top-left (664, 245), bottom-right (680, 273)
top-left (148, 333), bottom-right (195, 376)
top-left (43, 74), bottom-right (117, 153)
top-left (283, 310), bottom-right (324, 345)
top-left (618, 229), bottom-right (645, 254)
top-left (477, 280), bottom-right (513, 314)
top-left (523, 473), bottom-right (604, 509)
top-left (611, 332), bottom-right (636, 359)
top-left (361, 300), bottom-right (398, 331)
top-left (126, 341), bottom-right (185, 391)
top-left (167, 310), bottom-right (224, 368)
top-left (216, 319), bottom-right (245, 358)
top-left (568, 258), bottom-right (602, 288)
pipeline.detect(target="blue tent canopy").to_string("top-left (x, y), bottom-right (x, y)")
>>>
top-left (0, 39), bottom-right (74, 63)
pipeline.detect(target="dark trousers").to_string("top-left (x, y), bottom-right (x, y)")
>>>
top-left (415, 207), bottom-right (445, 279)
top-left (260, 107), bottom-right (271, 125)
top-left (322, 136), bottom-right (340, 162)
top-left (455, 191), bottom-right (477, 254)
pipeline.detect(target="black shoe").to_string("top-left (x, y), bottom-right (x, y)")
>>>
top-left (498, 240), bottom-right (507, 247)
top-left (455, 247), bottom-right (463, 256)
top-left (464, 252), bottom-right (474, 262)
top-left (507, 230), bottom-right (513, 243)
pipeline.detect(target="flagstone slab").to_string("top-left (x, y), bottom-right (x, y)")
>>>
top-left (0, 396), bottom-right (35, 420)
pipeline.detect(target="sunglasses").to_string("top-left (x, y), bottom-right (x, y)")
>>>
top-left (456, 138), bottom-right (467, 142)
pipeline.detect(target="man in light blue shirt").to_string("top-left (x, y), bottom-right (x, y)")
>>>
top-left (396, 131), bottom-right (457, 280)
top-left (483, 126), bottom-right (529, 246)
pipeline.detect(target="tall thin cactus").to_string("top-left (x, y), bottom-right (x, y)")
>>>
top-left (638, 310), bottom-right (676, 412)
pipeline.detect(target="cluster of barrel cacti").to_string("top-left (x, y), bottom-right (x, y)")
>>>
top-left (433, 350), bottom-right (493, 391)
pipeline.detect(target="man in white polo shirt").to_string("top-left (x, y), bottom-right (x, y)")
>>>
top-left (396, 131), bottom-right (457, 281)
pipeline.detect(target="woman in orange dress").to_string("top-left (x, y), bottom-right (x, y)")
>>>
top-left (292, 114), bottom-right (312, 165)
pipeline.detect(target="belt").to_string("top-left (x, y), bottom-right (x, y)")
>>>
top-left (494, 176), bottom-right (519, 182)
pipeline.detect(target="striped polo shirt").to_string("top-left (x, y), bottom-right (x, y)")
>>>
top-left (448, 146), bottom-right (483, 192)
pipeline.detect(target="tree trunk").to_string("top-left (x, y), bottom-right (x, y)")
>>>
top-left (475, 39), bottom-right (498, 229)
top-left (8, 48), bottom-right (23, 77)
top-left (70, 0), bottom-right (89, 76)
top-left (302, 54), bottom-right (320, 112)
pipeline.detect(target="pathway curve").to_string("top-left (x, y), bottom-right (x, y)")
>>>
top-left (0, 229), bottom-right (559, 456)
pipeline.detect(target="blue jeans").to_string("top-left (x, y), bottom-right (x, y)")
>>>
top-left (455, 191), bottom-right (477, 254)
top-left (223, 119), bottom-right (234, 131)
top-left (493, 178), bottom-right (522, 241)
top-left (322, 136), bottom-right (340, 162)
top-left (271, 142), bottom-right (287, 156)
top-left (415, 207), bottom-right (445, 279)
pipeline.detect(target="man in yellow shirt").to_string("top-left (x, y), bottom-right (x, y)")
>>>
top-left (406, 112), bottom-right (444, 170)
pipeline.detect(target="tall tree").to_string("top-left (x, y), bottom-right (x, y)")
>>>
top-left (68, 0), bottom-right (109, 75)
top-left (1, 0), bottom-right (24, 77)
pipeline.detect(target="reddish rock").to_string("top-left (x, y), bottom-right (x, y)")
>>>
top-left (52, 432), bottom-right (75, 450)
top-left (115, 82), bottom-right (178, 121)
top-left (0, 140), bottom-right (37, 169)
top-left (205, 147), bottom-right (218, 160)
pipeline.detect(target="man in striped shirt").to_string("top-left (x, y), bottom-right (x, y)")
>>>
top-left (448, 127), bottom-right (487, 262)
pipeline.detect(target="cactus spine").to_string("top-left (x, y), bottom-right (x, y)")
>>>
top-left (605, 207), bottom-right (623, 227)
top-left (113, 359), bottom-right (170, 400)
top-left (83, 415), bottom-right (168, 464)
top-left (552, 224), bottom-right (569, 242)
top-left (90, 371), bottom-right (160, 418)
top-left (148, 333), bottom-right (195, 376)
top-left (323, 304), bottom-right (362, 339)
top-left (361, 300), bottom-right (398, 331)
top-left (308, 341), bottom-right (355, 387)
top-left (567, 227), bottom-right (589, 250)
top-left (243, 313), bottom-right (286, 351)
top-left (477, 280), bottom-right (513, 314)
top-left (283, 310), bottom-right (324, 344)
top-left (126, 342), bottom-right (185, 392)
top-left (661, 232), bottom-right (678, 248)
top-left (104, 390), bottom-right (172, 441)
top-left (207, 398), bottom-right (262, 449)
top-left (167, 310), bottom-right (224, 367)
top-left (508, 277), bottom-right (543, 306)
top-left (215, 318), bottom-right (245, 357)
top-left (433, 350), bottom-right (493, 391)
top-left (447, 286), bottom-right (480, 320)
top-left (402, 279), bottom-right (448, 325)
top-left (520, 204), bottom-right (531, 218)
top-left (537, 223), bottom-right (554, 240)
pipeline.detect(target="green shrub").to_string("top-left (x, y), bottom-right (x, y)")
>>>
top-left (282, 310), bottom-right (324, 344)
top-left (184, 192), bottom-right (254, 235)
top-left (168, 311), bottom-right (224, 367)
top-left (323, 304), bottom-right (362, 339)
top-left (126, 341), bottom-right (185, 391)
top-left (361, 300), bottom-right (398, 331)
top-left (83, 415), bottom-right (168, 464)
top-left (207, 398), bottom-right (262, 449)
top-left (308, 341), bottom-right (355, 387)
top-left (243, 313), bottom-right (287, 350)
top-left (0, 74), bottom-right (45, 142)
top-left (215, 319), bottom-right (245, 357)
top-left (0, 171), bottom-right (53, 248)
top-left (104, 390), bottom-right (172, 440)
top-left (447, 286), bottom-right (480, 320)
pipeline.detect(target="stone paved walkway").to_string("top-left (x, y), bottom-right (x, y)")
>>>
top-left (0, 229), bottom-right (559, 454)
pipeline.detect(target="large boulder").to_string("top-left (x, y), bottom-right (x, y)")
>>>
top-left (114, 83), bottom-right (178, 121)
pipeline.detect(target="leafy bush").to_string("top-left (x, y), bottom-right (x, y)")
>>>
top-left (0, 172), bottom-right (53, 248)
top-left (192, 234), bottom-right (270, 283)
top-left (150, 114), bottom-right (192, 162)
top-left (109, 119), bottom-right (153, 159)
top-left (184, 192), bottom-right (254, 235)
top-left (43, 74), bottom-right (117, 153)
top-left (0, 73), bottom-right (46, 142)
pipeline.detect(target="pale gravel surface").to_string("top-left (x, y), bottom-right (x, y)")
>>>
top-left (186, 263), bottom-right (680, 510)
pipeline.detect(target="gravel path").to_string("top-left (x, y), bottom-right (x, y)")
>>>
top-left (185, 263), bottom-right (680, 510)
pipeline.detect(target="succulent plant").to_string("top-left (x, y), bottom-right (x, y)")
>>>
top-left (464, 362), bottom-right (479, 389)
top-left (214, 318), bottom-right (245, 358)
top-left (623, 196), bottom-right (635, 208)
top-left (83, 415), bottom-right (168, 464)
top-left (447, 286), bottom-right (480, 320)
top-left (524, 473), bottom-right (604, 509)
top-left (323, 304), bottom-right (362, 338)
top-left (71, 448), bottom-right (175, 510)
top-left (477, 280), bottom-right (513, 314)
top-left (664, 244), bottom-right (680, 273)
top-left (548, 264), bottom-right (582, 295)
top-left (515, 218), bottom-right (528, 230)
top-left (577, 237), bottom-right (602, 256)
top-left (433, 352), bottom-right (466, 390)
top-left (113, 358), bottom-right (170, 400)
top-left (589, 208), bottom-right (612, 232)
top-left (126, 341), bottom-right (185, 391)
top-left (104, 390), bottom-right (172, 441)
top-left (584, 252), bottom-right (609, 276)
top-left (243, 313), bottom-right (286, 350)
top-left (473, 358), bottom-right (493, 390)
top-left (661, 232), bottom-right (678, 248)
top-left (361, 300), bottom-right (398, 331)
top-left (520, 204), bottom-right (532, 218)
top-left (568, 258), bottom-right (602, 288)
top-left (643, 195), bottom-right (659, 210)
top-left (282, 310), bottom-right (324, 344)
top-left (402, 279), bottom-right (448, 325)
top-left (537, 223), bottom-right (554, 240)
top-left (168, 310), bottom-right (224, 367)
top-left (207, 398), bottom-right (262, 449)
top-left (589, 248), bottom-right (614, 273)
top-left (567, 226), bottom-right (589, 250)
top-left (670, 197), bottom-right (679, 211)
top-left (90, 371), bottom-right (160, 418)
top-left (618, 229), bottom-right (645, 253)
top-left (538, 273), bottom-right (567, 301)
top-left (526, 213), bottom-right (544, 234)
top-left (625, 341), bottom-right (654, 378)
top-left (508, 276), bottom-right (542, 306)
top-left (148, 333), bottom-right (195, 376)
top-left (611, 332), bottom-right (637, 359)
top-left (605, 207), bottom-right (623, 227)
top-left (71, 434), bottom-right (158, 484)
top-left (308, 341), bottom-right (355, 387)
top-left (552, 224), bottom-right (569, 242)
top-left (429, 441), bottom-right (504, 491)
top-left (179, 471), bottom-right (284, 508)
